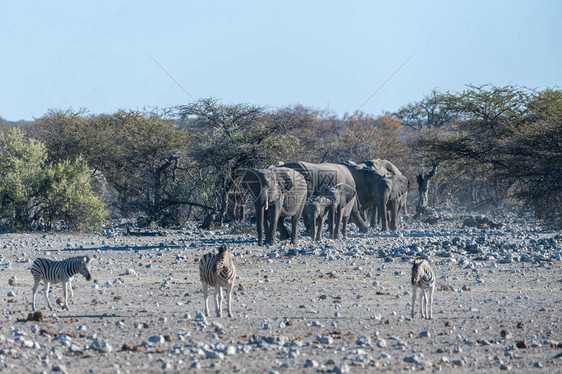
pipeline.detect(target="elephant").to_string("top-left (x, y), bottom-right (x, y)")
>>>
top-left (344, 160), bottom-right (409, 231)
top-left (240, 166), bottom-right (307, 246)
top-left (382, 173), bottom-right (410, 230)
top-left (280, 162), bottom-right (369, 233)
top-left (361, 159), bottom-right (409, 227)
top-left (322, 183), bottom-right (357, 239)
top-left (303, 196), bottom-right (331, 241)
top-left (360, 159), bottom-right (403, 177)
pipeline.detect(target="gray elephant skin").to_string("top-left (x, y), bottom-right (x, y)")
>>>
top-left (345, 160), bottom-right (409, 231)
top-left (322, 183), bottom-right (357, 239)
top-left (240, 167), bottom-right (307, 246)
top-left (280, 162), bottom-right (369, 233)
top-left (303, 196), bottom-right (331, 241)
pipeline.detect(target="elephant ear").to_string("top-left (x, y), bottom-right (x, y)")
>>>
top-left (340, 183), bottom-right (357, 205)
top-left (389, 175), bottom-right (410, 200)
top-left (277, 170), bottom-right (295, 191)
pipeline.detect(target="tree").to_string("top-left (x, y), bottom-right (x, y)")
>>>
top-left (395, 90), bottom-right (456, 131)
top-left (0, 127), bottom-right (47, 229)
top-left (39, 157), bottom-right (107, 231)
top-left (177, 98), bottom-right (304, 227)
top-left (0, 127), bottom-right (106, 231)
top-left (33, 110), bottom-right (191, 226)
top-left (395, 90), bottom-right (457, 214)
top-left (291, 110), bottom-right (411, 169)
top-left (415, 85), bottom-right (562, 226)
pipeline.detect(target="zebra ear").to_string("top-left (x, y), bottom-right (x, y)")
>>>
top-left (218, 244), bottom-right (228, 253)
top-left (83, 256), bottom-right (90, 263)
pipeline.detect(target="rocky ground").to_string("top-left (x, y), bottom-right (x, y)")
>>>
top-left (1, 213), bottom-right (561, 373)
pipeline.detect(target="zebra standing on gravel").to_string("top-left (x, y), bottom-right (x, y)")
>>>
top-left (199, 244), bottom-right (236, 318)
top-left (411, 257), bottom-right (436, 319)
top-left (31, 256), bottom-right (92, 311)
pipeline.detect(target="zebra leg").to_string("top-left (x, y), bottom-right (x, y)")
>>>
top-left (215, 286), bottom-right (223, 317)
top-left (428, 284), bottom-right (435, 319)
top-left (421, 289), bottom-right (428, 319)
top-left (63, 280), bottom-right (69, 310)
top-left (32, 277), bottom-right (40, 311)
top-left (411, 285), bottom-right (417, 318)
top-left (68, 278), bottom-right (73, 302)
top-left (44, 282), bottom-right (53, 311)
top-left (203, 283), bottom-right (210, 317)
top-left (226, 283), bottom-right (234, 318)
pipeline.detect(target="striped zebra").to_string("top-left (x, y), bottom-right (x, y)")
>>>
top-left (199, 244), bottom-right (236, 318)
top-left (411, 257), bottom-right (436, 319)
top-left (31, 256), bottom-right (92, 311)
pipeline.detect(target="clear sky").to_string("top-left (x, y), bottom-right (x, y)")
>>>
top-left (1, 0), bottom-right (560, 121)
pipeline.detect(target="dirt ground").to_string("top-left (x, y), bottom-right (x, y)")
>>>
top-left (1, 218), bottom-right (561, 373)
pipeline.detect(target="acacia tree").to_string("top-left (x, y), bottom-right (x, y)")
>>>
top-left (416, 85), bottom-right (562, 226)
top-left (498, 89), bottom-right (562, 226)
top-left (177, 98), bottom-right (303, 227)
top-left (395, 90), bottom-right (456, 214)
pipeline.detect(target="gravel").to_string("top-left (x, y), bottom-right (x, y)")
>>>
top-left (0, 214), bottom-right (560, 372)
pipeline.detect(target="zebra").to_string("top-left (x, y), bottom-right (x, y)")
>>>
top-left (199, 244), bottom-right (236, 318)
top-left (411, 257), bottom-right (436, 319)
top-left (31, 256), bottom-right (92, 311)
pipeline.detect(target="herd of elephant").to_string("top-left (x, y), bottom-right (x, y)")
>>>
top-left (240, 160), bottom-right (410, 246)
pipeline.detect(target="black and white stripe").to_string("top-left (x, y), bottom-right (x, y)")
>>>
top-left (411, 257), bottom-right (436, 319)
top-left (199, 244), bottom-right (236, 318)
top-left (31, 256), bottom-right (92, 311)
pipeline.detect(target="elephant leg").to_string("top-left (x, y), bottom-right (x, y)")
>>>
top-left (380, 200), bottom-right (389, 231)
top-left (317, 216), bottom-right (325, 241)
top-left (302, 213), bottom-right (311, 234)
top-left (309, 216), bottom-right (317, 241)
top-left (334, 208), bottom-right (342, 239)
top-left (368, 207), bottom-right (377, 228)
top-left (342, 215), bottom-right (349, 238)
top-left (290, 215), bottom-right (299, 245)
top-left (389, 200), bottom-right (399, 231)
top-left (350, 201), bottom-right (369, 233)
top-left (267, 206), bottom-right (280, 245)
top-left (277, 218), bottom-right (291, 241)
top-left (328, 207), bottom-right (336, 239)
top-left (256, 207), bottom-right (265, 246)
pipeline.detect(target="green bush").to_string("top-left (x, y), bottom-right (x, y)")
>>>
top-left (0, 127), bottom-right (106, 231)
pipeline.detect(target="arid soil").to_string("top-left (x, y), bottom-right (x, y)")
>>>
top-left (1, 215), bottom-right (561, 373)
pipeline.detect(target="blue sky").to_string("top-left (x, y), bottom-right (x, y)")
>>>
top-left (1, 0), bottom-right (560, 121)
